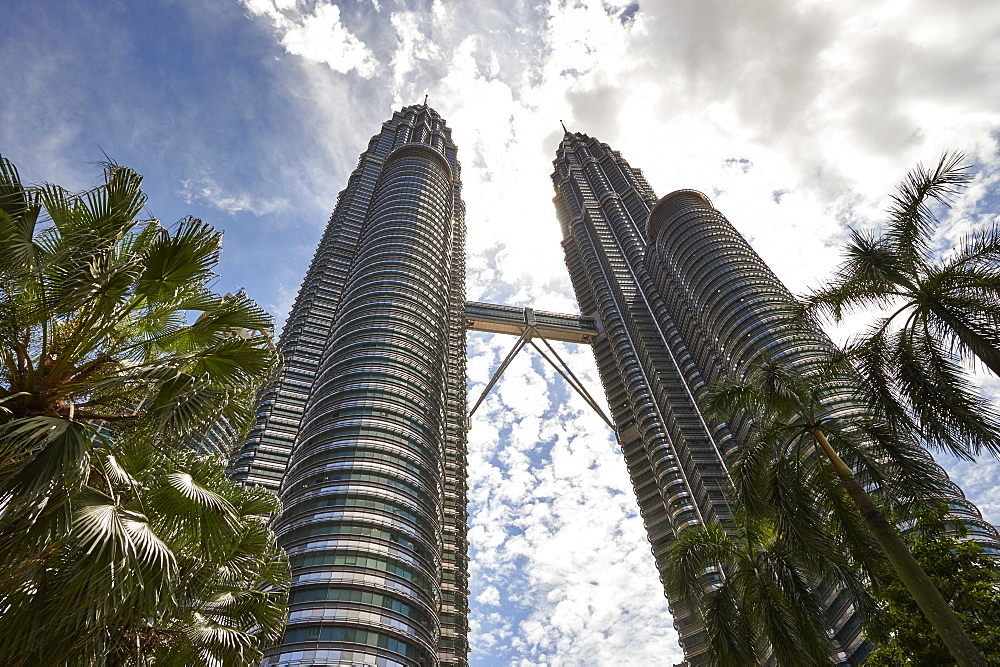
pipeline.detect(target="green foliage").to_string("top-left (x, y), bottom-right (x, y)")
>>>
top-left (665, 518), bottom-right (871, 666)
top-left (0, 445), bottom-right (288, 665)
top-left (703, 355), bottom-right (994, 663)
top-left (807, 152), bottom-right (1000, 460)
top-left (865, 510), bottom-right (1000, 666)
top-left (706, 354), bottom-right (941, 568)
top-left (0, 155), bottom-right (287, 664)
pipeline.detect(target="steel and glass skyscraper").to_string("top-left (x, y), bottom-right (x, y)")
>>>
top-left (232, 111), bottom-right (998, 665)
top-left (552, 133), bottom-right (735, 663)
top-left (551, 131), bottom-right (1000, 665)
top-left (231, 104), bottom-right (469, 667)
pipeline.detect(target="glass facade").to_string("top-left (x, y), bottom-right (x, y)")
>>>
top-left (236, 106), bottom-right (469, 667)
top-left (552, 133), bottom-right (1000, 665)
top-left (552, 133), bottom-right (731, 664)
top-left (232, 116), bottom-right (997, 666)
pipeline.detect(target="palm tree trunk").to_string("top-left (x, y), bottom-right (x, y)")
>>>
top-left (810, 428), bottom-right (987, 667)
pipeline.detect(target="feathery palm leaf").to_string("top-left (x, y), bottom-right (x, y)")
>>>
top-left (808, 152), bottom-right (1000, 459)
top-left (665, 518), bottom-right (843, 666)
top-left (706, 356), bottom-right (988, 665)
top-left (885, 152), bottom-right (971, 268)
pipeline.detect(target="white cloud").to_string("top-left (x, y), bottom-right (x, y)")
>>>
top-left (467, 332), bottom-right (683, 664)
top-left (266, 282), bottom-right (298, 332)
top-left (940, 455), bottom-right (1000, 525)
top-left (476, 585), bottom-right (501, 607)
top-left (179, 176), bottom-right (288, 216)
top-left (388, 10), bottom-right (442, 94)
top-left (240, 1), bottom-right (378, 77)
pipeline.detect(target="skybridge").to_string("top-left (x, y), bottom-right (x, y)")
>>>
top-left (464, 301), bottom-right (612, 428)
top-left (465, 301), bottom-right (600, 344)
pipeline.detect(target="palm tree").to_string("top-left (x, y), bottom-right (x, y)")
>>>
top-left (664, 518), bottom-right (875, 666)
top-left (807, 153), bottom-right (1000, 460)
top-left (0, 447), bottom-right (289, 665)
top-left (864, 503), bottom-right (1000, 665)
top-left (707, 357), bottom-right (989, 667)
top-left (0, 155), bottom-right (287, 664)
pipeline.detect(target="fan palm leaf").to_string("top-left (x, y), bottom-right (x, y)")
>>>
top-left (0, 155), bottom-right (287, 665)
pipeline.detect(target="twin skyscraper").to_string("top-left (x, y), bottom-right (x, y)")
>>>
top-left (229, 105), bottom-right (998, 666)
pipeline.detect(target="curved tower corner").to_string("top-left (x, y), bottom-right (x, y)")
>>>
top-left (643, 190), bottom-right (1000, 662)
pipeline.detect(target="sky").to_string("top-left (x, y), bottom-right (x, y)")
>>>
top-left (3, 0), bottom-right (1000, 664)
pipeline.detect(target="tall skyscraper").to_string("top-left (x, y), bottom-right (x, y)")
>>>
top-left (232, 104), bottom-right (470, 667)
top-left (232, 110), bottom-right (998, 666)
top-left (552, 133), bottom-right (736, 664)
top-left (551, 131), bottom-right (1000, 665)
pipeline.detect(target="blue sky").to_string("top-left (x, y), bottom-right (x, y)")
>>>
top-left (4, 1), bottom-right (1000, 664)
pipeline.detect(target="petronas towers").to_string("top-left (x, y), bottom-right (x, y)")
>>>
top-left (229, 105), bottom-right (998, 666)
top-left (231, 106), bottom-right (469, 666)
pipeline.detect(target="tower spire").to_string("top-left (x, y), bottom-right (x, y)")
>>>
top-left (560, 119), bottom-right (568, 134)
top-left (423, 94), bottom-right (429, 107)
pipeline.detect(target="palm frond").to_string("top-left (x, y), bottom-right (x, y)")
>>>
top-left (0, 156), bottom-right (288, 665)
top-left (225, 478), bottom-right (282, 517)
top-left (894, 327), bottom-right (1000, 458)
top-left (749, 563), bottom-right (814, 666)
top-left (45, 236), bottom-right (142, 319)
top-left (704, 376), bottom-right (761, 421)
top-left (137, 216), bottom-right (221, 304)
top-left (663, 523), bottom-right (734, 600)
top-left (45, 489), bottom-right (176, 634)
top-left (765, 457), bottom-right (831, 563)
top-left (0, 417), bottom-right (90, 520)
top-left (81, 162), bottom-right (147, 243)
top-left (37, 182), bottom-right (86, 242)
top-left (766, 548), bottom-right (835, 663)
top-left (159, 290), bottom-right (274, 352)
top-left (885, 151), bottom-right (971, 269)
top-left (946, 220), bottom-right (1000, 269)
top-left (702, 583), bottom-right (757, 666)
top-left (730, 421), bottom-right (792, 519)
top-left (0, 156), bottom-right (42, 275)
top-left (150, 468), bottom-right (239, 558)
top-left (183, 620), bottom-right (258, 666)
top-left (847, 327), bottom-right (912, 431)
top-left (808, 228), bottom-right (904, 322)
top-left (165, 471), bottom-right (238, 517)
top-left (188, 336), bottom-right (277, 386)
top-left (0, 155), bottom-right (30, 218)
top-left (200, 589), bottom-right (288, 642)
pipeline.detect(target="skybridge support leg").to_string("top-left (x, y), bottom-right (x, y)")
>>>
top-left (467, 325), bottom-right (614, 431)
top-left (467, 328), bottom-right (532, 427)
top-left (527, 335), bottom-right (614, 430)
